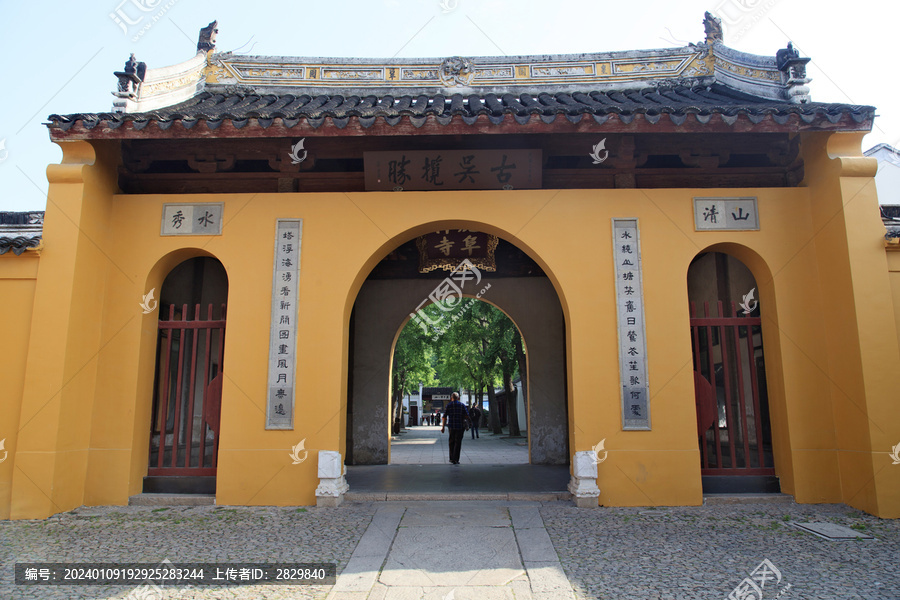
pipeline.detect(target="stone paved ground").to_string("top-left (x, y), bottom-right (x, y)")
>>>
top-left (541, 501), bottom-right (900, 600)
top-left (0, 504), bottom-right (376, 599)
top-left (2, 500), bottom-right (898, 599)
top-left (390, 425), bottom-right (528, 465)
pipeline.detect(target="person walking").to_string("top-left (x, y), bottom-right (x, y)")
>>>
top-left (441, 392), bottom-right (470, 465)
top-left (468, 404), bottom-right (481, 439)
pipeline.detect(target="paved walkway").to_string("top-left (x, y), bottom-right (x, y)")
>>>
top-left (3, 499), bottom-right (898, 599)
top-left (327, 502), bottom-right (573, 600)
top-left (390, 426), bottom-right (528, 465)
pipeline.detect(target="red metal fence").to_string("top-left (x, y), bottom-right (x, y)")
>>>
top-left (149, 303), bottom-right (226, 476)
top-left (690, 301), bottom-right (774, 476)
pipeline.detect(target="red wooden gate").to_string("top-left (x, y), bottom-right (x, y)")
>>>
top-left (149, 303), bottom-right (226, 476)
top-left (690, 301), bottom-right (774, 476)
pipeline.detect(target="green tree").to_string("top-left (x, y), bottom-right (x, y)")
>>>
top-left (391, 316), bottom-right (436, 434)
top-left (430, 298), bottom-right (524, 436)
top-left (486, 310), bottom-right (523, 436)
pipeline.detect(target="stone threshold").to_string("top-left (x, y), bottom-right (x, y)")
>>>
top-left (128, 493), bottom-right (216, 506)
top-left (345, 491), bottom-right (571, 502)
top-left (703, 493), bottom-right (794, 505)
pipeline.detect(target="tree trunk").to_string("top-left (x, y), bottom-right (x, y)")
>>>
top-left (391, 391), bottom-right (401, 435)
top-left (514, 335), bottom-right (528, 432)
top-left (504, 370), bottom-right (521, 436)
top-left (487, 384), bottom-right (502, 434)
top-left (391, 374), bottom-right (403, 435)
top-left (475, 386), bottom-right (484, 430)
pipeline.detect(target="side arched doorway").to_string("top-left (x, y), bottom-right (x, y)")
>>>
top-left (688, 252), bottom-right (777, 493)
top-left (145, 256), bottom-right (228, 494)
top-left (345, 228), bottom-right (568, 483)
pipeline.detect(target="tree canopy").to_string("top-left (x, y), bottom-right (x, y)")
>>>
top-left (391, 297), bottom-right (526, 435)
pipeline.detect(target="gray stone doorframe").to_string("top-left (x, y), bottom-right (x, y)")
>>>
top-left (347, 276), bottom-right (569, 466)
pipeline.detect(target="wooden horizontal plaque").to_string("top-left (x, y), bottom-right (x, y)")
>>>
top-left (364, 150), bottom-right (542, 191)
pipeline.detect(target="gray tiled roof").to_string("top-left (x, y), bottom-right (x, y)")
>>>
top-left (422, 387), bottom-right (455, 395)
top-left (48, 83), bottom-right (873, 132)
top-left (0, 212), bottom-right (43, 255)
top-left (882, 205), bottom-right (900, 239)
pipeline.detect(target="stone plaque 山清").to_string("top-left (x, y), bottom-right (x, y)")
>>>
top-left (693, 197), bottom-right (759, 231)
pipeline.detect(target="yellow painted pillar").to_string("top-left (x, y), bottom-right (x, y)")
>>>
top-left (10, 140), bottom-right (120, 519)
top-left (799, 131), bottom-right (900, 518)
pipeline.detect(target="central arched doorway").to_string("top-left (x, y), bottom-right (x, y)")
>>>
top-left (344, 226), bottom-right (569, 495)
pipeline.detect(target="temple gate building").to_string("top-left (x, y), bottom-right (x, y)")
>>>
top-left (1, 14), bottom-right (898, 519)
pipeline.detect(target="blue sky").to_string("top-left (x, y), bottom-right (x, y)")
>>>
top-left (0, 0), bottom-right (896, 211)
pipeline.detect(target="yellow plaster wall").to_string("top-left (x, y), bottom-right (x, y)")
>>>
top-left (70, 186), bottom-right (832, 512)
top-left (5, 131), bottom-right (900, 519)
top-left (0, 257), bottom-right (39, 520)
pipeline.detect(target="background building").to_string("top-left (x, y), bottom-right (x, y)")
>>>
top-left (866, 143), bottom-right (900, 205)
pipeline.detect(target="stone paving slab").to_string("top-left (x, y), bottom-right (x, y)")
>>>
top-left (379, 584), bottom-right (517, 599)
top-left (515, 528), bottom-right (559, 563)
top-left (523, 561), bottom-right (576, 597)
top-left (540, 501), bottom-right (900, 600)
top-left (791, 521), bottom-right (876, 540)
top-left (379, 525), bottom-right (523, 587)
top-left (330, 506), bottom-right (404, 595)
top-left (400, 504), bottom-right (509, 527)
top-left (509, 506), bottom-right (543, 530)
top-left (4, 499), bottom-right (898, 599)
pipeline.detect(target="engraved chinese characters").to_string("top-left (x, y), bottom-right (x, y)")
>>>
top-left (363, 150), bottom-right (541, 191)
top-left (613, 219), bottom-right (651, 430)
top-left (693, 197), bottom-right (759, 231)
top-left (266, 220), bottom-right (302, 429)
top-left (161, 203), bottom-right (223, 236)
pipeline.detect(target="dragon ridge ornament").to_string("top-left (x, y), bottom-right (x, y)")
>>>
top-left (439, 56), bottom-right (475, 87)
